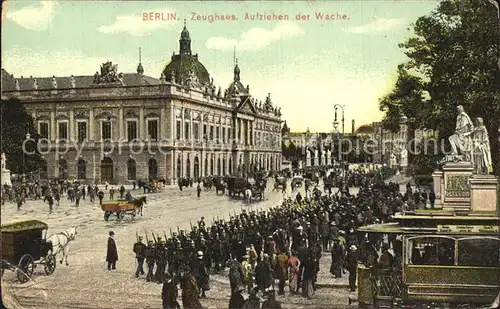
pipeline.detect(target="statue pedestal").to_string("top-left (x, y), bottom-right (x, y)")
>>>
top-left (1, 169), bottom-right (12, 186)
top-left (432, 170), bottom-right (444, 209)
top-left (442, 162), bottom-right (473, 211)
top-left (306, 157), bottom-right (311, 167)
top-left (469, 175), bottom-right (498, 212)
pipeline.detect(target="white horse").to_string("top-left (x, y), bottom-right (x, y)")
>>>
top-left (47, 227), bottom-right (78, 266)
top-left (244, 188), bottom-right (252, 204)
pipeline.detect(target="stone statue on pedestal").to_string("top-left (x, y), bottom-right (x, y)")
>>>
top-left (472, 117), bottom-right (492, 174)
top-left (1, 153), bottom-right (12, 186)
top-left (449, 105), bottom-right (474, 161)
top-left (389, 152), bottom-right (397, 168)
top-left (400, 148), bottom-right (408, 167)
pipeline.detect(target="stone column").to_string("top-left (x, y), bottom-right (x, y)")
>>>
top-left (189, 111), bottom-right (193, 143)
top-left (235, 118), bottom-right (239, 144)
top-left (160, 107), bottom-right (166, 140)
top-left (139, 108), bottom-right (145, 140)
top-left (170, 105), bottom-right (175, 142)
top-left (50, 111), bottom-right (56, 141)
top-left (89, 109), bottom-right (94, 141)
top-left (251, 122), bottom-right (255, 146)
top-left (181, 108), bottom-right (185, 142)
top-left (69, 109), bottom-right (75, 142)
top-left (200, 113), bottom-right (204, 141)
top-left (119, 107), bottom-right (124, 141)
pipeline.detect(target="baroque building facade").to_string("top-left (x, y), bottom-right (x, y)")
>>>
top-left (1, 25), bottom-right (283, 185)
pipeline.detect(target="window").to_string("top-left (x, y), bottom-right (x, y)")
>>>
top-left (176, 120), bottom-right (181, 140)
top-left (77, 121), bottom-right (87, 142)
top-left (203, 124), bottom-right (207, 138)
top-left (184, 122), bottom-right (190, 140)
top-left (127, 120), bottom-right (138, 141)
top-left (457, 237), bottom-right (500, 267)
top-left (102, 121), bottom-right (112, 140)
top-left (216, 127), bottom-right (220, 143)
top-left (222, 127), bottom-right (226, 143)
top-left (58, 122), bottom-right (68, 140)
top-left (127, 159), bottom-right (136, 180)
top-left (39, 122), bottom-right (49, 139)
top-left (77, 159), bottom-right (86, 179)
top-left (148, 119), bottom-right (158, 141)
top-left (407, 236), bottom-right (455, 266)
top-left (193, 123), bottom-right (199, 142)
top-left (210, 125), bottom-right (214, 140)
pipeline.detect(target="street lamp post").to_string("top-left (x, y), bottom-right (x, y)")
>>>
top-left (333, 104), bottom-right (345, 164)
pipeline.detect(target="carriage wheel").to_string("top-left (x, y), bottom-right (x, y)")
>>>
top-left (118, 211), bottom-right (125, 221)
top-left (104, 211), bottom-right (110, 221)
top-left (17, 254), bottom-right (35, 283)
top-left (44, 254), bottom-right (56, 275)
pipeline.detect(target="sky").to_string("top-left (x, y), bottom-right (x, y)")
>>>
top-left (1, 0), bottom-right (440, 133)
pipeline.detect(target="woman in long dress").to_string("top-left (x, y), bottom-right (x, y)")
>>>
top-left (288, 251), bottom-right (300, 294)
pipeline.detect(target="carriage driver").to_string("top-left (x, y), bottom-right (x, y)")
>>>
top-left (133, 236), bottom-right (146, 278)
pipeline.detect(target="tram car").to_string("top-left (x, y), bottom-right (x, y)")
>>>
top-left (355, 209), bottom-right (500, 307)
top-left (1, 220), bottom-right (56, 283)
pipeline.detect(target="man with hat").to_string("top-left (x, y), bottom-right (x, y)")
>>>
top-left (145, 240), bottom-right (156, 282)
top-left (133, 236), bottom-right (146, 277)
top-left (106, 231), bottom-right (118, 270)
top-left (193, 250), bottom-right (209, 298)
top-left (346, 245), bottom-right (359, 292)
top-left (162, 272), bottom-right (180, 309)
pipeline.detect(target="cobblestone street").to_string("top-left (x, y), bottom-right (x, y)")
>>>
top-left (2, 182), bottom-right (353, 309)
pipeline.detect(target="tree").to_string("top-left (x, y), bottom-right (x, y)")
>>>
top-left (0, 98), bottom-right (45, 176)
top-left (381, 0), bottom-right (500, 175)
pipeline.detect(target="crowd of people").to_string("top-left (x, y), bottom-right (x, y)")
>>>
top-left (129, 168), bottom-right (412, 309)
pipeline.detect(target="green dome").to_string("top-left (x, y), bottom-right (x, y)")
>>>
top-left (163, 54), bottom-right (210, 85)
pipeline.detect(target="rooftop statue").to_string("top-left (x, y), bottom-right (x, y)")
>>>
top-left (448, 105), bottom-right (474, 162)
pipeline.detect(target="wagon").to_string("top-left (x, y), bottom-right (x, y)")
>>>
top-left (101, 201), bottom-right (138, 221)
top-left (274, 176), bottom-right (286, 190)
top-left (1, 220), bottom-right (56, 283)
top-left (291, 176), bottom-right (304, 188)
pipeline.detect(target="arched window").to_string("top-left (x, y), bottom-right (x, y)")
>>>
top-left (210, 157), bottom-right (214, 175)
top-left (217, 158), bottom-right (221, 176)
top-left (127, 158), bottom-right (136, 180)
top-left (186, 158), bottom-right (191, 178)
top-left (148, 158), bottom-right (158, 180)
top-left (177, 157), bottom-right (181, 179)
top-left (228, 157), bottom-right (232, 175)
top-left (204, 157), bottom-right (208, 177)
top-left (77, 159), bottom-right (86, 179)
top-left (194, 157), bottom-right (200, 182)
top-left (222, 158), bottom-right (226, 176)
top-left (100, 157), bottom-right (113, 184)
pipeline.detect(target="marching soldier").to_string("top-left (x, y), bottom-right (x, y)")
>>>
top-left (145, 240), bottom-right (156, 282)
top-left (155, 237), bottom-right (167, 283)
top-left (133, 236), bottom-right (146, 277)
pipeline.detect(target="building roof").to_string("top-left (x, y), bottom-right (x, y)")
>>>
top-left (0, 71), bottom-right (161, 91)
top-left (355, 124), bottom-right (374, 134)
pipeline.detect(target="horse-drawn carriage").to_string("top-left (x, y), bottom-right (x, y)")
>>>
top-left (1, 220), bottom-right (56, 283)
top-left (203, 176), bottom-right (226, 194)
top-left (226, 176), bottom-right (248, 197)
top-left (274, 176), bottom-right (286, 190)
top-left (101, 196), bottom-right (147, 221)
top-left (291, 176), bottom-right (304, 188)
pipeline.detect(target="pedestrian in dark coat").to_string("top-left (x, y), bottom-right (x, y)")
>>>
top-left (228, 258), bottom-right (244, 293)
top-left (229, 286), bottom-right (246, 309)
top-left (106, 231), bottom-right (118, 270)
top-left (194, 251), bottom-right (210, 298)
top-left (346, 245), bottom-right (359, 292)
top-left (162, 275), bottom-right (181, 309)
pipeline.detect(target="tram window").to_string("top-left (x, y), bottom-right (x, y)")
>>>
top-left (457, 237), bottom-right (500, 267)
top-left (408, 236), bottom-right (455, 266)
